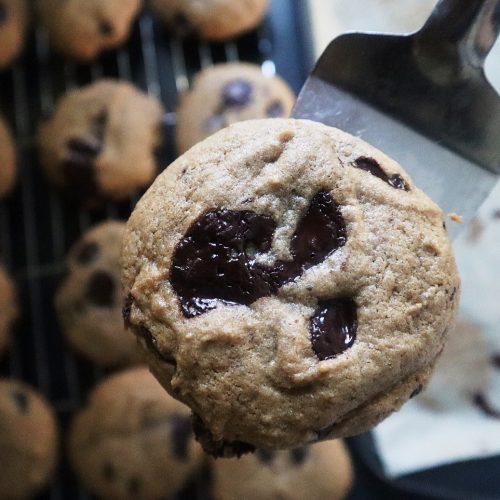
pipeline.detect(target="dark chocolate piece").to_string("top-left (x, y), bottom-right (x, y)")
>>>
top-left (222, 80), bottom-right (253, 107)
top-left (354, 156), bottom-right (409, 191)
top-left (85, 271), bottom-right (115, 307)
top-left (98, 20), bottom-right (113, 36)
top-left (256, 449), bottom-right (276, 464)
top-left (290, 447), bottom-right (309, 465)
top-left (11, 390), bottom-right (29, 413)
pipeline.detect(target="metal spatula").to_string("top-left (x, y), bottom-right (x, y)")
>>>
top-left (293, 0), bottom-right (500, 238)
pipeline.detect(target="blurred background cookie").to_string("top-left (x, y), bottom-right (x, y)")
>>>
top-left (149, 0), bottom-right (269, 40)
top-left (0, 115), bottom-right (16, 199)
top-left (176, 62), bottom-right (295, 153)
top-left (68, 367), bottom-right (204, 500)
top-left (37, 80), bottom-right (165, 207)
top-left (0, 379), bottom-right (59, 499)
top-left (212, 440), bottom-right (353, 500)
top-left (37, 0), bottom-right (142, 61)
top-left (55, 221), bottom-right (141, 367)
top-left (0, 263), bottom-right (18, 355)
top-left (0, 0), bottom-right (28, 70)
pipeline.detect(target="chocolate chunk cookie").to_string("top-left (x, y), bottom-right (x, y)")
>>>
top-left (37, 80), bottom-right (165, 207)
top-left (176, 63), bottom-right (295, 153)
top-left (37, 0), bottom-right (141, 61)
top-left (0, 379), bottom-right (59, 499)
top-left (0, 0), bottom-right (28, 70)
top-left (56, 221), bottom-right (142, 367)
top-left (149, 0), bottom-right (269, 40)
top-left (0, 264), bottom-right (18, 355)
top-left (0, 115), bottom-right (16, 199)
top-left (122, 119), bottom-right (460, 454)
top-left (213, 440), bottom-right (353, 500)
top-left (68, 367), bottom-right (204, 500)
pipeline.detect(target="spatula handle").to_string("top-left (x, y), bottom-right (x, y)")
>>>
top-left (417, 0), bottom-right (500, 69)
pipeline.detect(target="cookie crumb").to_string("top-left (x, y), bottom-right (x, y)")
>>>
top-left (447, 213), bottom-right (462, 223)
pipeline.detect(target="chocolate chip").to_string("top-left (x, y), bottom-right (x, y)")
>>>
top-left (222, 80), bottom-right (253, 107)
top-left (134, 325), bottom-right (176, 366)
top-left (354, 157), bottom-right (409, 191)
top-left (256, 449), bottom-right (276, 464)
top-left (102, 462), bottom-right (116, 481)
top-left (192, 413), bottom-right (255, 458)
top-left (171, 191), bottom-right (347, 318)
top-left (290, 447), bottom-right (309, 465)
top-left (266, 101), bottom-right (285, 118)
top-left (170, 415), bottom-right (193, 461)
top-left (410, 384), bottom-right (423, 399)
top-left (75, 241), bottom-right (99, 265)
top-left (0, 2), bottom-right (7, 24)
top-left (127, 477), bottom-right (142, 496)
top-left (122, 294), bottom-right (134, 329)
top-left (309, 298), bottom-right (357, 361)
top-left (85, 271), bottom-right (115, 307)
top-left (98, 20), bottom-right (113, 36)
top-left (472, 392), bottom-right (500, 419)
top-left (11, 390), bottom-right (29, 413)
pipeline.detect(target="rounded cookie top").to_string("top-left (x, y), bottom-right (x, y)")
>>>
top-left (37, 0), bottom-right (141, 61)
top-left (149, 0), bottom-right (269, 40)
top-left (37, 80), bottom-right (165, 207)
top-left (122, 118), bottom-right (460, 454)
top-left (0, 263), bottom-right (18, 355)
top-left (0, 379), bottom-right (59, 500)
top-left (56, 221), bottom-right (141, 367)
top-left (176, 63), bottom-right (295, 153)
top-left (0, 0), bottom-right (28, 70)
top-left (0, 115), bottom-right (17, 199)
top-left (69, 367), bottom-right (204, 500)
top-left (213, 440), bottom-right (353, 500)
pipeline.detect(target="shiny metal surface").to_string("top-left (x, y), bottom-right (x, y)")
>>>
top-left (294, 0), bottom-right (500, 232)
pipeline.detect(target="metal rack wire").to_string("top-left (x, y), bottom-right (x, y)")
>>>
top-left (0, 4), bottom-right (311, 499)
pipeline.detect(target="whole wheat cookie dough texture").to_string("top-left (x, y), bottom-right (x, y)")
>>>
top-left (149, 0), bottom-right (269, 40)
top-left (0, 379), bottom-right (59, 500)
top-left (176, 63), bottom-right (295, 153)
top-left (37, 80), bottom-right (165, 207)
top-left (213, 440), bottom-right (353, 500)
top-left (56, 221), bottom-right (142, 367)
top-left (0, 0), bottom-right (28, 70)
top-left (122, 119), bottom-right (460, 455)
top-left (68, 367), bottom-right (204, 500)
top-left (0, 115), bottom-right (17, 199)
top-left (0, 263), bottom-right (18, 355)
top-left (37, 0), bottom-right (141, 61)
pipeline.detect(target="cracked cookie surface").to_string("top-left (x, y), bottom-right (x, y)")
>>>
top-left (122, 118), bottom-right (460, 453)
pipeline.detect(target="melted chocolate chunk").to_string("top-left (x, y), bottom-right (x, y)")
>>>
top-left (222, 80), bottom-right (253, 107)
top-left (76, 241), bottom-right (99, 265)
top-left (127, 477), bottom-right (142, 495)
top-left (410, 384), bottom-right (423, 399)
top-left (290, 447), bottom-right (309, 465)
top-left (0, 2), bottom-right (7, 24)
top-left (85, 271), bottom-right (115, 307)
top-left (266, 101), bottom-right (285, 118)
top-left (122, 294), bottom-right (134, 330)
top-left (135, 325), bottom-right (176, 366)
top-left (192, 414), bottom-right (255, 458)
top-left (256, 449), bottom-right (276, 464)
top-left (354, 157), bottom-right (409, 191)
top-left (171, 191), bottom-right (347, 318)
top-left (98, 20), bottom-right (113, 35)
top-left (170, 414), bottom-right (193, 461)
top-left (102, 462), bottom-right (116, 481)
top-left (309, 298), bottom-right (357, 361)
top-left (11, 390), bottom-right (29, 413)
top-left (472, 392), bottom-right (500, 419)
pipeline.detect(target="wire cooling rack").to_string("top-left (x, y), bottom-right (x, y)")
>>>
top-left (0, 2), bottom-right (312, 498)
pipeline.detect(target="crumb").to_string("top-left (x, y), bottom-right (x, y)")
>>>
top-left (447, 213), bottom-right (462, 223)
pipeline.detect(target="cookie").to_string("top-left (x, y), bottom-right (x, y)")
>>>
top-left (0, 379), bottom-right (59, 499)
top-left (0, 264), bottom-right (18, 355)
top-left (149, 0), bottom-right (269, 40)
top-left (0, 115), bottom-right (16, 199)
top-left (37, 80), bottom-right (165, 207)
top-left (68, 367), bottom-right (204, 500)
top-left (37, 0), bottom-right (141, 61)
top-left (122, 118), bottom-right (460, 455)
top-left (176, 63), bottom-right (295, 153)
top-left (213, 440), bottom-right (353, 500)
top-left (0, 0), bottom-right (28, 70)
top-left (56, 221), bottom-right (142, 367)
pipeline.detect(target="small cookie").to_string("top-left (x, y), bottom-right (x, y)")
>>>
top-left (0, 379), bottom-right (59, 499)
top-left (37, 0), bottom-right (141, 61)
top-left (0, 264), bottom-right (18, 355)
top-left (0, 0), bottom-right (28, 70)
top-left (122, 118), bottom-right (460, 455)
top-left (37, 80), bottom-right (165, 207)
top-left (213, 440), bottom-right (353, 500)
top-left (149, 0), bottom-right (269, 40)
top-left (0, 115), bottom-right (16, 199)
top-left (69, 367), bottom-right (204, 500)
top-left (56, 221), bottom-right (141, 367)
top-left (176, 63), bottom-right (295, 153)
